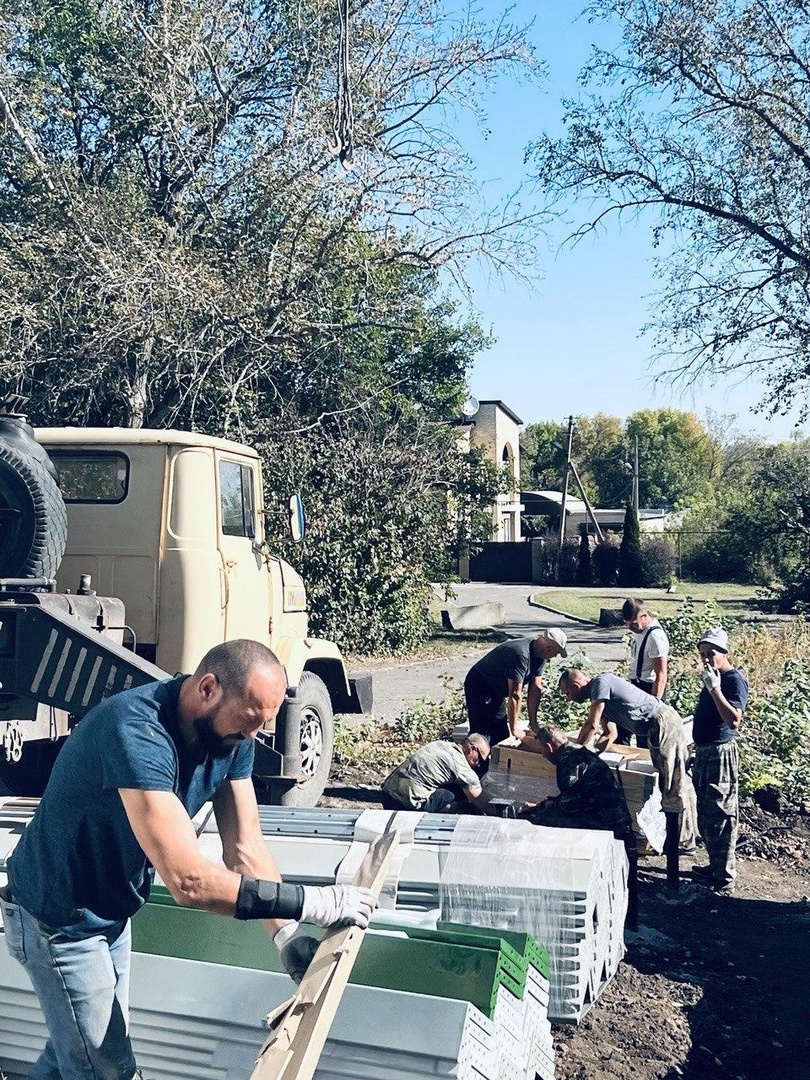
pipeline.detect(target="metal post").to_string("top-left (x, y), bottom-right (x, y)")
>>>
top-left (664, 811), bottom-right (681, 890)
top-left (633, 435), bottom-right (639, 516)
top-left (555, 416), bottom-right (575, 582)
top-left (568, 459), bottom-right (605, 543)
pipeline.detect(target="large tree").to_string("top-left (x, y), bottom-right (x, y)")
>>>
top-left (0, 0), bottom-right (536, 653)
top-left (0, 0), bottom-right (540, 429)
top-left (530, 0), bottom-right (810, 418)
top-left (521, 408), bottom-right (718, 509)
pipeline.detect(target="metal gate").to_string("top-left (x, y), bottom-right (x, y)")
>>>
top-left (469, 542), bottom-right (533, 583)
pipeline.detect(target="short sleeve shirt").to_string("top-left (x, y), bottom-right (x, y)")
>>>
top-left (9, 676), bottom-right (254, 929)
top-left (471, 638), bottom-right (546, 697)
top-left (693, 668), bottom-right (748, 744)
top-left (630, 620), bottom-right (669, 683)
top-left (589, 673), bottom-right (662, 736)
top-left (382, 741), bottom-right (480, 809)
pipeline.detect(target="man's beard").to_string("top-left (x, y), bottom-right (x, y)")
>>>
top-left (192, 714), bottom-right (243, 759)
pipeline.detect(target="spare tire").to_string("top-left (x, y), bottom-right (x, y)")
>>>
top-left (0, 438), bottom-right (67, 579)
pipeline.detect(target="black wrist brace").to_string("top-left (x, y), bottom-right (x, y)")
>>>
top-left (234, 876), bottom-right (304, 920)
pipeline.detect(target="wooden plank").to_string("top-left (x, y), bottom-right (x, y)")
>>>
top-left (249, 828), bottom-right (400, 1080)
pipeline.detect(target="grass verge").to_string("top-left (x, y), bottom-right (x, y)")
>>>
top-left (533, 583), bottom-right (763, 623)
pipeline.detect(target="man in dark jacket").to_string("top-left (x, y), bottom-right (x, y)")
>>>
top-left (519, 724), bottom-right (635, 850)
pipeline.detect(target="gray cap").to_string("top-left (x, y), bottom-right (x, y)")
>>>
top-left (697, 626), bottom-right (729, 653)
top-left (543, 627), bottom-right (568, 658)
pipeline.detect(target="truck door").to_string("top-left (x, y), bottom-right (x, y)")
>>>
top-left (217, 456), bottom-right (271, 643)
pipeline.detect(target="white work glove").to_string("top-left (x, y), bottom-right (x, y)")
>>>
top-left (701, 662), bottom-right (721, 692)
top-left (274, 923), bottom-right (319, 984)
top-left (300, 884), bottom-right (376, 929)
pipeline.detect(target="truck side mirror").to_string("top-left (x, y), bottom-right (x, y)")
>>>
top-left (289, 492), bottom-right (306, 542)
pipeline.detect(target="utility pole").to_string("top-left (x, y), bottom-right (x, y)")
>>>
top-left (633, 435), bottom-right (639, 516)
top-left (555, 415), bottom-right (575, 582)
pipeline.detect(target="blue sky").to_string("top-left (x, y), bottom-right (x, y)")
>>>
top-left (454, 0), bottom-right (804, 442)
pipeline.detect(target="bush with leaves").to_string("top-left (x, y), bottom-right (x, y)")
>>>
top-left (592, 537), bottom-right (620, 586)
top-left (640, 535), bottom-right (676, 587)
top-left (618, 505), bottom-right (643, 587)
top-left (739, 658), bottom-right (810, 804)
top-left (575, 527), bottom-right (594, 586)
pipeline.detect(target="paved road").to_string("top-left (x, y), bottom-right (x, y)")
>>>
top-left (361, 584), bottom-right (626, 725)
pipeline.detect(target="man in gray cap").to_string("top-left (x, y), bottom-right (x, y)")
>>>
top-left (464, 629), bottom-right (568, 744)
top-left (691, 627), bottom-right (748, 895)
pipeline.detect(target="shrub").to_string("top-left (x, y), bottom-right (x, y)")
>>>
top-left (593, 537), bottom-right (620, 586)
top-left (640, 535), bottom-right (676, 587)
top-left (618, 505), bottom-right (643, 587)
top-left (576, 528), bottom-right (594, 586)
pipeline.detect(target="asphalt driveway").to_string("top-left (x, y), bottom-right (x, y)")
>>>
top-left (362, 583), bottom-right (626, 725)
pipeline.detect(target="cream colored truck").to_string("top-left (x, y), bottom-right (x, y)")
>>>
top-left (0, 417), bottom-right (369, 804)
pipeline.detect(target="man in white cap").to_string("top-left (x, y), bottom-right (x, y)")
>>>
top-left (692, 627), bottom-right (748, 895)
top-left (464, 629), bottom-right (568, 744)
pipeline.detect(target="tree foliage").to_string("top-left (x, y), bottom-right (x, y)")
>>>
top-left (618, 503), bottom-right (643, 587)
top-left (530, 0), bottom-right (810, 417)
top-left (0, 0), bottom-right (541, 653)
top-left (521, 408), bottom-right (718, 508)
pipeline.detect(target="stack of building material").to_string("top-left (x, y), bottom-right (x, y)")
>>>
top-left (437, 817), bottom-right (628, 1023)
top-left (0, 906), bottom-right (555, 1080)
top-left (486, 740), bottom-right (666, 852)
top-left (195, 807), bottom-right (628, 1023)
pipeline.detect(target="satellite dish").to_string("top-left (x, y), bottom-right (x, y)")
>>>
top-left (461, 395), bottom-right (479, 418)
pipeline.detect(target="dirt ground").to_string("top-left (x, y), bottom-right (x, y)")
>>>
top-left (323, 769), bottom-right (810, 1080)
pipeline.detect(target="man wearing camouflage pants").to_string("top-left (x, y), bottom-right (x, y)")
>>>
top-left (691, 627), bottom-right (748, 895)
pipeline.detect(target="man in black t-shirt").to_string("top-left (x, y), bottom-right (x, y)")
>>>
top-left (691, 627), bottom-right (748, 895)
top-left (464, 629), bottom-right (568, 744)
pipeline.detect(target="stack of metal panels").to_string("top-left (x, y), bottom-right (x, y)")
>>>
top-left (213, 807), bottom-right (628, 1023)
top-left (0, 931), bottom-right (552, 1080)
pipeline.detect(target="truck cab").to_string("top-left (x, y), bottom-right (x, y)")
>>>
top-left (0, 423), bottom-right (369, 804)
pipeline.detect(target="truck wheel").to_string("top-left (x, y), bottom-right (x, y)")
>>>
top-left (0, 737), bottom-right (67, 796)
top-left (0, 443), bottom-right (67, 579)
top-left (278, 672), bottom-right (334, 807)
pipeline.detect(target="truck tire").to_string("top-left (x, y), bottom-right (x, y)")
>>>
top-left (0, 736), bottom-right (67, 796)
top-left (278, 672), bottom-right (334, 807)
top-left (0, 442), bottom-right (67, 579)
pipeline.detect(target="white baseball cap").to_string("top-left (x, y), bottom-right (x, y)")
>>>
top-left (543, 628), bottom-right (568, 657)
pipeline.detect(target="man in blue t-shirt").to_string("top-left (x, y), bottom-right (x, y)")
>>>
top-left (0, 639), bottom-right (374, 1080)
top-left (691, 627), bottom-right (748, 895)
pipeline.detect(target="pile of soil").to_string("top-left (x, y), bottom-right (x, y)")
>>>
top-left (323, 772), bottom-right (810, 1080)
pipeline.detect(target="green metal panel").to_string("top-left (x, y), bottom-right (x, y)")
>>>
top-left (132, 898), bottom-right (526, 1018)
top-left (437, 921), bottom-right (551, 981)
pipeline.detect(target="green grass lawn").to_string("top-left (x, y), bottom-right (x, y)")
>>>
top-left (533, 582), bottom-right (764, 622)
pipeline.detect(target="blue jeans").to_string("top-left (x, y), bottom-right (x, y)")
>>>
top-left (0, 889), bottom-right (136, 1080)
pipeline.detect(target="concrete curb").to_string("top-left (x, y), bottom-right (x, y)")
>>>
top-left (527, 596), bottom-right (599, 627)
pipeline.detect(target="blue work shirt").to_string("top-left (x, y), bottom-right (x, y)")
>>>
top-left (9, 676), bottom-right (253, 930)
top-left (693, 668), bottom-right (748, 745)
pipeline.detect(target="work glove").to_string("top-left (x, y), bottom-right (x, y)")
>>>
top-left (701, 663), bottom-right (721, 692)
top-left (300, 884), bottom-right (376, 929)
top-left (274, 922), bottom-right (319, 984)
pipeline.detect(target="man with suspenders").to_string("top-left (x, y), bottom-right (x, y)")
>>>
top-left (620, 598), bottom-right (670, 747)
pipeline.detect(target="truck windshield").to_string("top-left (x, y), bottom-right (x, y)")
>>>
top-left (48, 452), bottom-right (129, 503)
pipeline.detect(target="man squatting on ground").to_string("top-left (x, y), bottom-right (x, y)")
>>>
top-left (558, 668), bottom-right (697, 850)
top-left (620, 599), bottom-right (671, 746)
top-left (381, 733), bottom-right (491, 813)
top-left (518, 724), bottom-right (635, 853)
top-left (464, 629), bottom-right (568, 744)
top-left (691, 627), bottom-right (748, 896)
top-left (0, 640), bottom-right (376, 1080)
